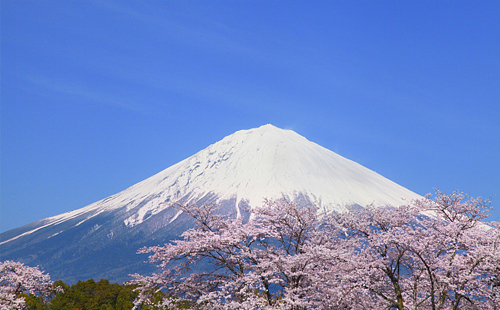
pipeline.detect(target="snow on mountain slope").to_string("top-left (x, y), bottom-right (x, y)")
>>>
top-left (0, 124), bottom-right (424, 283)
top-left (7, 124), bottom-right (421, 238)
top-left (125, 124), bottom-right (421, 223)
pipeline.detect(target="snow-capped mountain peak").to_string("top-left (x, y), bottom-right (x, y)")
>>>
top-left (88, 124), bottom-right (420, 227)
top-left (0, 124), bottom-right (422, 283)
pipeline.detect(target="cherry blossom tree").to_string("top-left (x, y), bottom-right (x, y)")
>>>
top-left (0, 260), bottom-right (57, 310)
top-left (131, 199), bottom-right (324, 309)
top-left (317, 191), bottom-right (500, 310)
top-left (131, 192), bottom-right (500, 309)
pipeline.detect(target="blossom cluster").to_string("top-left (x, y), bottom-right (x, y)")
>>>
top-left (0, 260), bottom-right (57, 310)
top-left (131, 191), bottom-right (500, 309)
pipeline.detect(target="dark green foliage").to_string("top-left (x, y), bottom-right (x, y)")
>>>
top-left (25, 278), bottom-right (138, 310)
top-left (22, 293), bottom-right (49, 310)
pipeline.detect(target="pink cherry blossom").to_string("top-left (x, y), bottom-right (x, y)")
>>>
top-left (0, 260), bottom-right (57, 310)
top-left (131, 191), bottom-right (500, 309)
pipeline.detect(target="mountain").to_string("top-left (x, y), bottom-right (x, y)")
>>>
top-left (0, 124), bottom-right (422, 283)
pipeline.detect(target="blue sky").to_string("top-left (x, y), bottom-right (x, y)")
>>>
top-left (1, 1), bottom-right (499, 232)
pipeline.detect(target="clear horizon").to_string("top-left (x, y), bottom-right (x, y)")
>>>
top-left (1, 1), bottom-right (499, 232)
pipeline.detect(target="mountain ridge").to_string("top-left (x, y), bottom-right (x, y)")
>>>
top-left (0, 124), bottom-right (422, 283)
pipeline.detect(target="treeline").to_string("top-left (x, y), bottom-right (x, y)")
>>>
top-left (4, 191), bottom-right (500, 309)
top-left (1, 260), bottom-right (189, 310)
top-left (23, 278), bottom-right (151, 310)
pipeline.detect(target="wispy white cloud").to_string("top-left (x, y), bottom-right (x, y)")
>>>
top-left (90, 0), bottom-right (262, 57)
top-left (20, 73), bottom-right (152, 114)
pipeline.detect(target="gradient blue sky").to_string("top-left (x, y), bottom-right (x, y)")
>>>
top-left (2, 1), bottom-right (499, 232)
